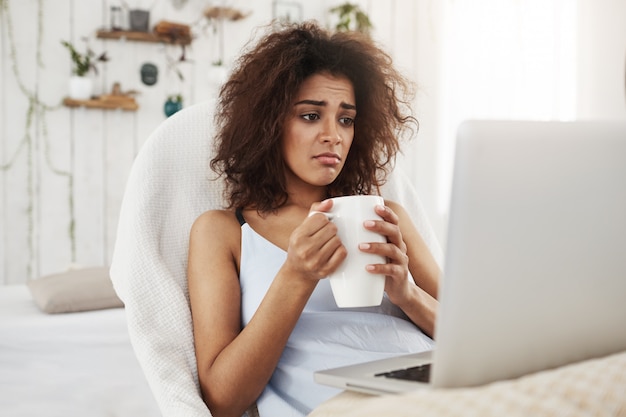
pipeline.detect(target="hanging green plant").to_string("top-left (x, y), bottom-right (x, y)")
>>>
top-left (2, 0), bottom-right (76, 278)
top-left (329, 2), bottom-right (373, 35)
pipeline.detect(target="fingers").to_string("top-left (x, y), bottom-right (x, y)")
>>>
top-left (308, 198), bottom-right (333, 215)
top-left (366, 204), bottom-right (407, 250)
top-left (359, 241), bottom-right (408, 274)
top-left (287, 202), bottom-right (347, 280)
top-left (291, 200), bottom-right (408, 281)
top-left (291, 233), bottom-right (346, 278)
top-left (360, 204), bottom-right (408, 277)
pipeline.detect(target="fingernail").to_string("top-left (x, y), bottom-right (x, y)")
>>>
top-left (365, 265), bottom-right (375, 271)
top-left (364, 220), bottom-right (375, 227)
top-left (359, 243), bottom-right (370, 250)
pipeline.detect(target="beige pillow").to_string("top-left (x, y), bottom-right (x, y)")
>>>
top-left (27, 267), bottom-right (124, 314)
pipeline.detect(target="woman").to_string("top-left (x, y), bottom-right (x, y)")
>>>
top-left (188, 21), bottom-right (440, 417)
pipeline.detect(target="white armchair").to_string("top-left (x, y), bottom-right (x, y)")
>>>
top-left (110, 101), bottom-right (442, 417)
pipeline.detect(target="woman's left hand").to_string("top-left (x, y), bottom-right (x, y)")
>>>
top-left (359, 204), bottom-right (411, 305)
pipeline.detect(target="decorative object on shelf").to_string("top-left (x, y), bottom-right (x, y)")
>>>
top-left (122, 0), bottom-right (157, 32)
top-left (121, 1), bottom-right (156, 32)
top-left (110, 5), bottom-right (124, 31)
top-left (68, 76), bottom-right (93, 100)
top-left (140, 62), bottom-right (158, 86)
top-left (129, 9), bottom-right (150, 32)
top-left (164, 94), bottom-right (183, 117)
top-left (61, 39), bottom-right (109, 100)
top-left (272, 1), bottom-right (303, 24)
top-left (328, 2), bottom-right (373, 35)
top-left (153, 20), bottom-right (192, 45)
top-left (103, 81), bottom-right (140, 108)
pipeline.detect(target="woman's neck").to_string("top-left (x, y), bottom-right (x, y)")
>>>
top-left (285, 187), bottom-right (328, 210)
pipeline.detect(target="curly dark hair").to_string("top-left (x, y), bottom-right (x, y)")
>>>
top-left (210, 21), bottom-right (417, 213)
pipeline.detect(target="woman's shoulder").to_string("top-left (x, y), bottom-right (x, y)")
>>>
top-left (191, 209), bottom-right (241, 238)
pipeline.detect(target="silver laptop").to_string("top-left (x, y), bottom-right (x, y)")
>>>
top-left (314, 120), bottom-right (626, 395)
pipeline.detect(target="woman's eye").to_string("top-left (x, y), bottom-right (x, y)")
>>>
top-left (340, 117), bottom-right (355, 126)
top-left (302, 113), bottom-right (320, 121)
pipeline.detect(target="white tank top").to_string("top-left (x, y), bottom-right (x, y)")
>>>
top-left (238, 215), bottom-right (434, 415)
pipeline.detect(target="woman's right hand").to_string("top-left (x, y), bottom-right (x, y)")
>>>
top-left (285, 199), bottom-right (347, 281)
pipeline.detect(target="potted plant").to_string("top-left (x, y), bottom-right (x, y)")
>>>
top-left (164, 94), bottom-right (183, 117)
top-left (61, 39), bottom-right (109, 100)
top-left (163, 49), bottom-right (188, 117)
top-left (328, 3), bottom-right (373, 34)
top-left (202, 6), bottom-right (248, 92)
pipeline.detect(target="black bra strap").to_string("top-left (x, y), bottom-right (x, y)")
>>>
top-left (235, 208), bottom-right (246, 226)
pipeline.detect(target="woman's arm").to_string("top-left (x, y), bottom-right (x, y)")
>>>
top-left (359, 200), bottom-right (441, 338)
top-left (188, 202), bottom-right (345, 417)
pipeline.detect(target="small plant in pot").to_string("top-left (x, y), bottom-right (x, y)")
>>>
top-left (61, 39), bottom-right (109, 100)
top-left (328, 2), bottom-right (373, 35)
top-left (162, 47), bottom-right (191, 117)
top-left (164, 94), bottom-right (183, 117)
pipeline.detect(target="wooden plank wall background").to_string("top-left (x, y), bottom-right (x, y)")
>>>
top-left (1, 0), bottom-right (434, 284)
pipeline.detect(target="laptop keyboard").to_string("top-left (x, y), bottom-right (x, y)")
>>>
top-left (375, 363), bottom-right (432, 383)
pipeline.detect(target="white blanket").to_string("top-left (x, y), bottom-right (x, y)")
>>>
top-left (110, 102), bottom-right (223, 417)
top-left (0, 285), bottom-right (160, 417)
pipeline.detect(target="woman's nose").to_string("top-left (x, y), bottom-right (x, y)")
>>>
top-left (320, 120), bottom-right (341, 144)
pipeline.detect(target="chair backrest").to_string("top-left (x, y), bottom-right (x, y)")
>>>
top-left (110, 100), bottom-right (442, 417)
top-left (111, 101), bottom-right (221, 417)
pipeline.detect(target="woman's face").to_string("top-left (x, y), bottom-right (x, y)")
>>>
top-left (281, 72), bottom-right (356, 191)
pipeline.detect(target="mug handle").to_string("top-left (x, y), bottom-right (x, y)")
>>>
top-left (308, 210), bottom-right (335, 220)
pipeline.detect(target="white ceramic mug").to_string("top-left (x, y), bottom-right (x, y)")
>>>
top-left (313, 195), bottom-right (386, 308)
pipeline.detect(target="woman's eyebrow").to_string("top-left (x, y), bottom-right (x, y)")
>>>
top-left (294, 99), bottom-right (356, 110)
top-left (294, 99), bottom-right (325, 107)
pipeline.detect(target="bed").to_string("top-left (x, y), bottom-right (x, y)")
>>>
top-left (0, 281), bottom-right (161, 417)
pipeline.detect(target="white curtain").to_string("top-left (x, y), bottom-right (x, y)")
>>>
top-left (436, 0), bottom-right (578, 224)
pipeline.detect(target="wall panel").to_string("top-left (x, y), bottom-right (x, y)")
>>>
top-left (37, 0), bottom-right (74, 276)
top-left (0, 0), bottom-right (6, 283)
top-left (103, 109), bottom-right (137, 263)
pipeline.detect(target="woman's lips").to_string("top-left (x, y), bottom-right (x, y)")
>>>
top-left (314, 153), bottom-right (341, 165)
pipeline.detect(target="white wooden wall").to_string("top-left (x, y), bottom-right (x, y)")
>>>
top-left (1, 0), bottom-right (431, 284)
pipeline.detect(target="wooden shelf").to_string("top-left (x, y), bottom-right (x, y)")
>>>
top-left (63, 96), bottom-right (139, 111)
top-left (96, 29), bottom-right (191, 45)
